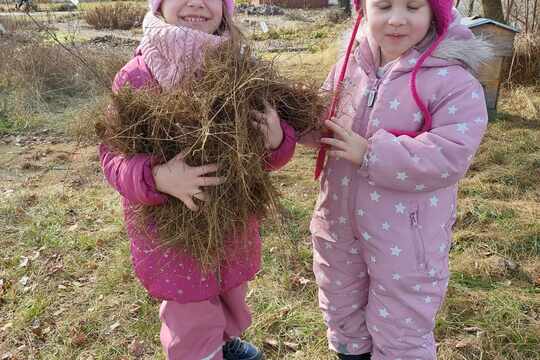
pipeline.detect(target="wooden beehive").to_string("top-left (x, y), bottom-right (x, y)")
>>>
top-left (462, 17), bottom-right (519, 110)
top-left (251, 0), bottom-right (329, 8)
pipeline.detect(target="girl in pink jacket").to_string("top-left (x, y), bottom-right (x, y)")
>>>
top-left (99, 1), bottom-right (295, 359)
top-left (304, 1), bottom-right (490, 359)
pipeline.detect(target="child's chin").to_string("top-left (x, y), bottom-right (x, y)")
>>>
top-left (177, 20), bottom-right (216, 34)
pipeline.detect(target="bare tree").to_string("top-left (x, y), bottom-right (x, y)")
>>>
top-left (482, 0), bottom-right (505, 22)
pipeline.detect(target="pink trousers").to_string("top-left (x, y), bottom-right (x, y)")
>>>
top-left (159, 283), bottom-right (252, 360)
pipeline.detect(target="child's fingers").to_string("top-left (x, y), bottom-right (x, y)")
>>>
top-left (197, 176), bottom-right (226, 187)
top-left (193, 191), bottom-right (208, 201)
top-left (173, 149), bottom-right (190, 161)
top-left (324, 120), bottom-right (349, 140)
top-left (320, 137), bottom-right (347, 150)
top-left (328, 150), bottom-right (347, 159)
top-left (193, 163), bottom-right (219, 176)
top-left (180, 195), bottom-right (199, 211)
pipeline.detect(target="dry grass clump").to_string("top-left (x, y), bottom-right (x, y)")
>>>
top-left (83, 2), bottom-right (146, 30)
top-left (508, 32), bottom-right (540, 86)
top-left (96, 42), bottom-right (328, 269)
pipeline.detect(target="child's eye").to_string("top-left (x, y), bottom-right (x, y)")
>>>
top-left (378, 5), bottom-right (391, 10)
top-left (408, 6), bottom-right (419, 10)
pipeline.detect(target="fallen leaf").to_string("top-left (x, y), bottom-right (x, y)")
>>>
top-left (19, 276), bottom-right (29, 286)
top-left (18, 257), bottom-right (29, 268)
top-left (128, 339), bottom-right (145, 357)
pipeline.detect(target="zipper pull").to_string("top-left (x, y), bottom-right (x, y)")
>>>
top-left (367, 88), bottom-right (377, 107)
top-left (410, 211), bottom-right (418, 227)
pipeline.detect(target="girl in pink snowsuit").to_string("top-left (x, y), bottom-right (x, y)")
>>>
top-left (99, 1), bottom-right (295, 359)
top-left (303, 0), bottom-right (491, 359)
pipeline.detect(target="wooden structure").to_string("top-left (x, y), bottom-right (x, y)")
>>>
top-left (251, 0), bottom-right (329, 8)
top-left (462, 16), bottom-right (519, 110)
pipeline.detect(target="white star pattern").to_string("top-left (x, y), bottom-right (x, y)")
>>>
top-left (382, 221), bottom-right (391, 231)
top-left (357, 209), bottom-right (365, 216)
top-left (363, 88), bottom-right (370, 97)
top-left (413, 111), bottom-right (422, 123)
top-left (392, 137), bottom-right (402, 143)
top-left (472, 90), bottom-right (479, 99)
top-left (395, 202), bottom-right (406, 214)
top-left (370, 191), bottom-right (381, 202)
top-left (349, 248), bottom-right (359, 255)
top-left (448, 105), bottom-right (458, 115)
top-left (396, 171), bottom-right (408, 181)
top-left (392, 273), bottom-right (402, 280)
top-left (379, 308), bottom-right (390, 318)
top-left (424, 296), bottom-right (432, 304)
top-left (341, 176), bottom-right (350, 186)
top-left (437, 68), bottom-right (449, 77)
top-left (441, 171), bottom-right (450, 179)
top-left (439, 243), bottom-right (447, 253)
top-left (430, 196), bottom-right (439, 207)
top-left (415, 184), bottom-right (426, 191)
top-left (362, 232), bottom-right (371, 241)
top-left (390, 245), bottom-right (403, 256)
top-left (332, 193), bottom-right (339, 201)
top-left (377, 284), bottom-right (386, 291)
top-left (338, 216), bottom-right (347, 224)
top-left (411, 154), bottom-right (421, 163)
top-left (408, 58), bottom-right (418, 65)
top-left (456, 123), bottom-right (469, 134)
top-left (370, 256), bottom-right (377, 263)
top-left (474, 117), bottom-right (485, 124)
top-left (369, 153), bottom-right (379, 163)
top-left (428, 268), bottom-right (437, 277)
top-left (372, 118), bottom-right (380, 127)
top-left (413, 284), bottom-right (421, 291)
top-left (390, 98), bottom-right (400, 110)
top-left (373, 325), bottom-right (380, 332)
top-left (324, 242), bottom-right (333, 249)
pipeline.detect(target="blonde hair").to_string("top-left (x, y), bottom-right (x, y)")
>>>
top-left (216, 2), bottom-right (246, 44)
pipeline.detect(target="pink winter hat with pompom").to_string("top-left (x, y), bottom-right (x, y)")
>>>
top-left (149, 0), bottom-right (235, 16)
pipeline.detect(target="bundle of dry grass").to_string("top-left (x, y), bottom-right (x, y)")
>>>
top-left (96, 41), bottom-right (328, 269)
top-left (508, 32), bottom-right (540, 86)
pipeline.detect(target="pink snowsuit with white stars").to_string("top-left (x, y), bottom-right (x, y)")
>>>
top-left (305, 12), bottom-right (490, 360)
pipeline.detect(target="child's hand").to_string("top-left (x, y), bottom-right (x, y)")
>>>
top-left (320, 120), bottom-right (368, 166)
top-left (152, 151), bottom-right (225, 211)
top-left (251, 100), bottom-right (284, 150)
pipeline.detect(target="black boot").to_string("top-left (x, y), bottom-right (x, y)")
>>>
top-left (337, 353), bottom-right (371, 360)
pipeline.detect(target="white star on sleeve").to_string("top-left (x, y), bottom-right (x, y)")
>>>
top-left (415, 184), bottom-right (426, 191)
top-left (381, 221), bottom-right (391, 231)
top-left (378, 308), bottom-right (390, 318)
top-left (395, 202), bottom-right (406, 214)
top-left (448, 105), bottom-right (458, 115)
top-left (396, 171), bottom-right (408, 181)
top-left (390, 98), bottom-right (400, 110)
top-left (413, 111), bottom-right (422, 123)
top-left (390, 245), bottom-right (402, 256)
top-left (370, 191), bottom-right (381, 202)
top-left (429, 196), bottom-right (439, 207)
top-left (437, 68), bottom-right (449, 77)
top-left (362, 232), bottom-right (371, 241)
top-left (456, 123), bottom-right (469, 134)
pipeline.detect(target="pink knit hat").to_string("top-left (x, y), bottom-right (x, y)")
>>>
top-left (149, 0), bottom-right (235, 16)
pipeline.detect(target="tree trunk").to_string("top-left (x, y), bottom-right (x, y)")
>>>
top-left (481, 0), bottom-right (505, 22)
top-left (338, 0), bottom-right (351, 17)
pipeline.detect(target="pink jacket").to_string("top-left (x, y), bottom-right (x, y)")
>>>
top-left (99, 55), bottom-right (296, 303)
top-left (306, 13), bottom-right (489, 258)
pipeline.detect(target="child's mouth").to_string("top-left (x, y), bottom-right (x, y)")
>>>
top-left (181, 16), bottom-right (208, 23)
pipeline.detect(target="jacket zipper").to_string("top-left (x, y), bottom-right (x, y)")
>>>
top-left (410, 209), bottom-right (427, 269)
top-left (367, 78), bottom-right (381, 108)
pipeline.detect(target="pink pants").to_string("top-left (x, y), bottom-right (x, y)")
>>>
top-left (159, 283), bottom-right (252, 360)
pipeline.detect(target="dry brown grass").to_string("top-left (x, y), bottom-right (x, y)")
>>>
top-left (83, 2), bottom-right (146, 30)
top-left (508, 32), bottom-right (540, 86)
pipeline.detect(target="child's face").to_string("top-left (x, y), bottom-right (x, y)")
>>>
top-left (161, 0), bottom-right (223, 34)
top-left (365, 0), bottom-right (433, 63)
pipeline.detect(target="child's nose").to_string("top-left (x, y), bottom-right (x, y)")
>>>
top-left (387, 12), bottom-right (407, 27)
top-left (186, 0), bottom-right (205, 8)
